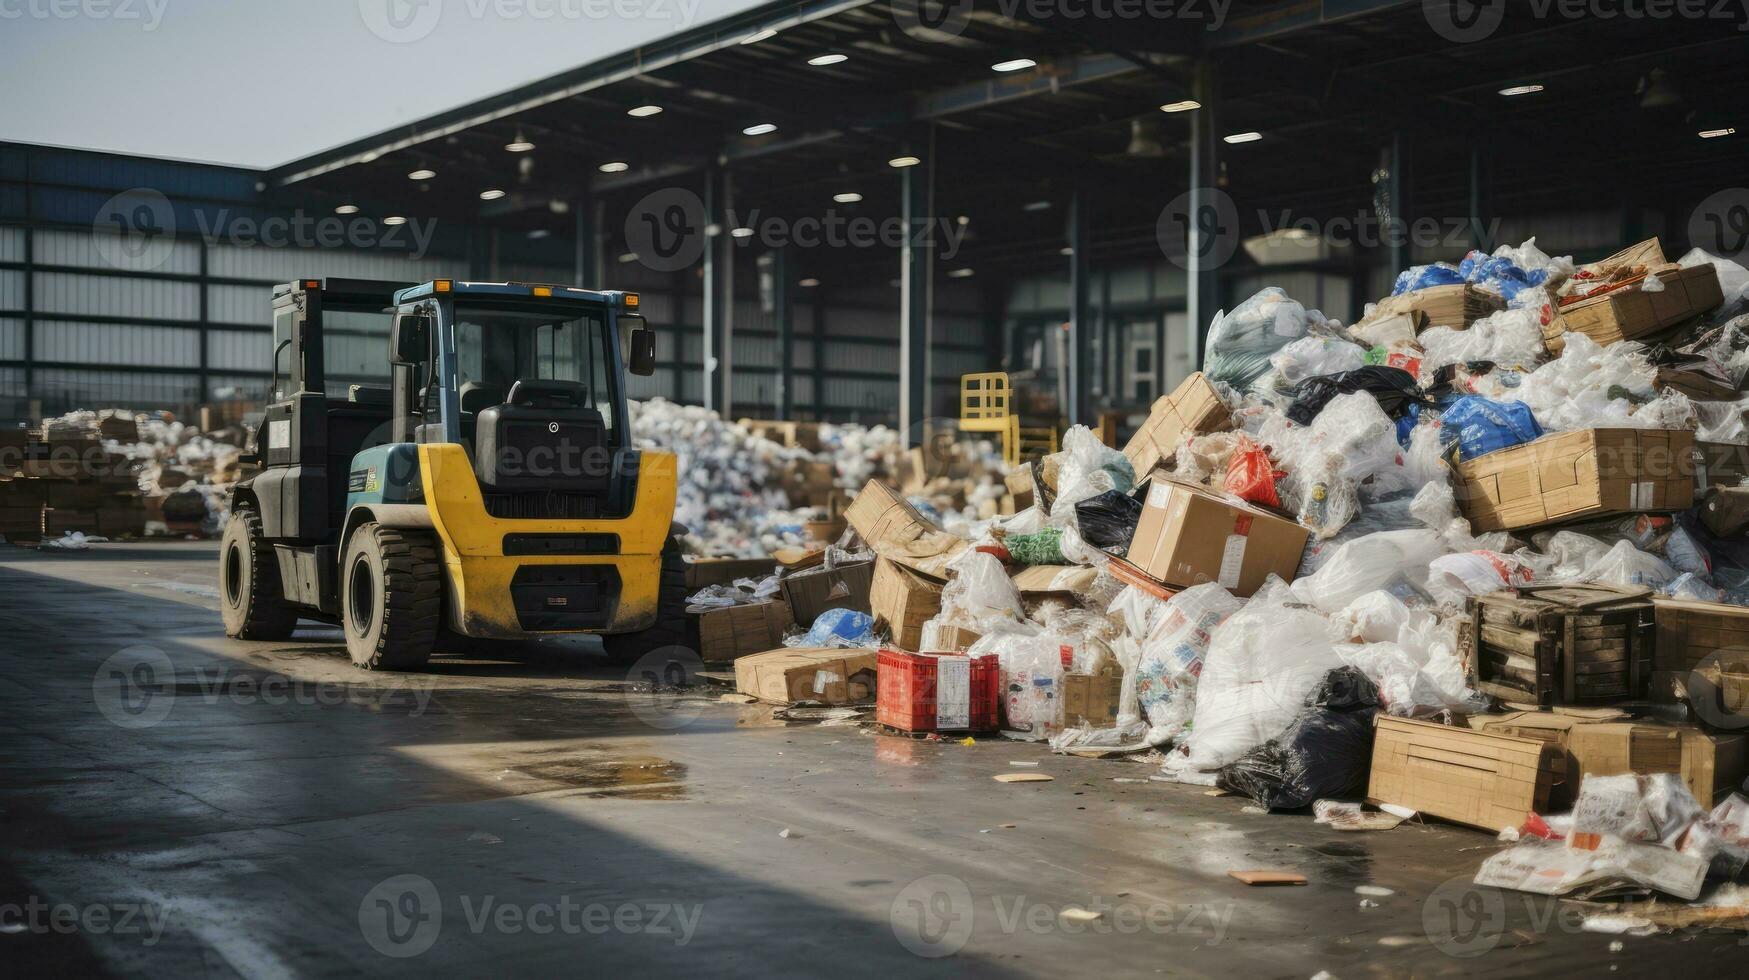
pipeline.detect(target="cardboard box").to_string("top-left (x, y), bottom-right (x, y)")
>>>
top-left (1451, 428), bottom-right (1694, 533)
top-left (779, 558), bottom-right (874, 627)
top-left (1548, 263), bottom-right (1723, 352)
top-left (691, 599), bottom-right (793, 663)
top-left (1004, 468), bottom-right (1035, 513)
top-left (1680, 729), bottom-right (1748, 808)
top-left (1473, 712), bottom-right (1679, 808)
top-left (1125, 478), bottom-right (1308, 597)
top-left (1121, 373), bottom-right (1233, 479)
top-left (1010, 564), bottom-right (1099, 599)
top-left (844, 479), bottom-right (966, 578)
top-left (1651, 598), bottom-right (1749, 674)
top-left (738, 418), bottom-right (823, 453)
top-left (1062, 671), bottom-right (1122, 728)
top-left (1361, 283), bottom-right (1505, 334)
top-left (926, 624), bottom-right (982, 651)
top-left (684, 556), bottom-right (777, 592)
top-left (777, 459), bottom-right (836, 509)
top-left (1368, 715), bottom-right (1565, 832)
top-left (870, 557), bottom-right (943, 652)
top-left (733, 647), bottom-right (879, 705)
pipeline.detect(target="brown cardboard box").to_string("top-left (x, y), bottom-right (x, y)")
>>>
top-left (1010, 564), bottom-right (1099, 598)
top-left (870, 557), bottom-right (943, 652)
top-left (1651, 598), bottom-right (1749, 674)
top-left (1126, 478), bottom-right (1308, 597)
top-left (684, 556), bottom-right (777, 591)
top-left (779, 558), bottom-right (874, 627)
top-left (845, 479), bottom-right (966, 578)
top-left (1473, 712), bottom-right (1681, 808)
top-left (738, 419), bottom-right (823, 453)
top-left (692, 599), bottom-right (794, 663)
top-left (1062, 671), bottom-right (1122, 728)
top-left (1547, 263), bottom-right (1723, 352)
top-left (1361, 283), bottom-right (1505, 334)
top-left (776, 459), bottom-right (836, 509)
top-left (1004, 468), bottom-right (1035, 513)
top-left (1451, 428), bottom-right (1694, 533)
top-left (929, 625), bottom-right (982, 651)
top-left (733, 647), bottom-right (879, 705)
top-left (1367, 716), bottom-right (1565, 832)
top-left (1121, 373), bottom-right (1232, 479)
top-left (1680, 729), bottom-right (1748, 808)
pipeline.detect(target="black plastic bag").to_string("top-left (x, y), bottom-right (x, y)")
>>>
top-left (1074, 489), bottom-right (1143, 549)
top-left (1216, 667), bottom-right (1381, 811)
top-left (1285, 366), bottom-right (1432, 426)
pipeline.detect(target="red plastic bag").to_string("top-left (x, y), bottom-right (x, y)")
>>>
top-left (1223, 435), bottom-right (1281, 508)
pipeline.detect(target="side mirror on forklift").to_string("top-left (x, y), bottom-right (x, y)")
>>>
top-left (622, 314), bottom-right (657, 376)
top-left (391, 313), bottom-right (432, 364)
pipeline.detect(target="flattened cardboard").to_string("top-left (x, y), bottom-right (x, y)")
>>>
top-left (779, 559), bottom-right (874, 627)
top-left (1009, 564), bottom-right (1100, 598)
top-left (870, 557), bottom-right (944, 652)
top-left (692, 599), bottom-right (794, 663)
top-left (1126, 478), bottom-right (1308, 597)
top-left (1548, 263), bottom-right (1723, 352)
top-left (1367, 715), bottom-right (1564, 832)
top-left (1360, 283), bottom-right (1504, 333)
top-left (844, 479), bottom-right (966, 578)
top-left (734, 647), bottom-right (879, 705)
top-left (1121, 373), bottom-right (1233, 478)
top-left (1451, 428), bottom-right (1695, 533)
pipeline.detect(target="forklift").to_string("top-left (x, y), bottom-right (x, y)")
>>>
top-left (219, 277), bottom-right (686, 670)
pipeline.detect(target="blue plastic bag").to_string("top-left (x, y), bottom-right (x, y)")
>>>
top-left (1438, 396), bottom-right (1543, 460)
top-left (1392, 263), bottom-right (1465, 294)
top-left (796, 607), bottom-right (875, 648)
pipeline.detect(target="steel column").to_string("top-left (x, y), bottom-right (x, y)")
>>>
top-left (1186, 60), bottom-right (1221, 370)
top-left (1067, 189), bottom-right (1092, 427)
top-left (899, 149), bottom-right (932, 444)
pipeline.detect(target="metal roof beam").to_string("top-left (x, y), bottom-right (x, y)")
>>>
top-left (914, 51), bottom-right (1147, 119)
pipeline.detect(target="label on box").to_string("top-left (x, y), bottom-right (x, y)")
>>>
top-left (1629, 481), bottom-right (1654, 509)
top-left (813, 670), bottom-right (842, 694)
top-left (1218, 534), bottom-right (1247, 589)
top-left (1147, 482), bottom-right (1171, 509)
top-left (935, 656), bottom-right (971, 729)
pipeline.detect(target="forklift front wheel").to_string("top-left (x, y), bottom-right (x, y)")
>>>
top-left (342, 523), bottom-right (441, 671)
top-left (219, 506), bottom-right (298, 640)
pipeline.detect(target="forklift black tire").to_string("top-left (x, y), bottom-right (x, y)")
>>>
top-left (342, 523), bottom-right (441, 671)
top-left (601, 537), bottom-right (691, 667)
top-left (220, 507), bottom-right (299, 640)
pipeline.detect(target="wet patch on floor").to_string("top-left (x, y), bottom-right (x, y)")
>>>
top-left (516, 756), bottom-right (689, 800)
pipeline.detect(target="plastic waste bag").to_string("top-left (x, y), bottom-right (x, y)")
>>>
top-left (1222, 435), bottom-right (1281, 508)
top-left (1204, 287), bottom-right (1310, 392)
top-left (1006, 527), bottom-right (1065, 565)
top-left (1290, 529), bottom-right (1446, 613)
top-left (1578, 540), bottom-right (1676, 590)
top-left (1134, 583), bottom-right (1244, 738)
top-left (1439, 396), bottom-right (1543, 459)
top-left (1284, 366), bottom-right (1429, 426)
top-left (1074, 489), bottom-right (1143, 549)
top-left (1269, 336), bottom-right (1367, 387)
top-left (935, 548), bottom-right (1028, 631)
top-left (786, 607), bottom-right (876, 648)
top-left (1417, 305), bottom-right (1547, 375)
top-left (979, 629), bottom-right (1067, 740)
top-left (1427, 551), bottom-right (1533, 606)
top-left (1182, 577), bottom-right (1345, 771)
top-left (1216, 666), bottom-right (1380, 810)
top-left (1049, 425), bottom-right (1134, 519)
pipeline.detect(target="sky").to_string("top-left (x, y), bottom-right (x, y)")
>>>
top-left (0, 0), bottom-right (765, 169)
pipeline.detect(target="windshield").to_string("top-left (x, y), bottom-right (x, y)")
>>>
top-left (453, 304), bottom-right (616, 432)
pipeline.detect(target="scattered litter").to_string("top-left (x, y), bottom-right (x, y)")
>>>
top-left (1009, 760), bottom-right (1040, 767)
top-left (993, 773), bottom-right (1055, 783)
top-left (1057, 907), bottom-right (1104, 925)
top-left (778, 828), bottom-right (799, 839)
top-left (1229, 870), bottom-right (1308, 886)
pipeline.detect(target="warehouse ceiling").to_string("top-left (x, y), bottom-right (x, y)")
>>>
top-left (268, 0), bottom-right (1749, 288)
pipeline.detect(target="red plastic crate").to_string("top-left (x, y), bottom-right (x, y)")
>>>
top-left (876, 649), bottom-right (1001, 733)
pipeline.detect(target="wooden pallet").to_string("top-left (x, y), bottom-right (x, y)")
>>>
top-left (1461, 584), bottom-right (1654, 707)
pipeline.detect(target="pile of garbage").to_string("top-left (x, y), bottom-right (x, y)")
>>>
top-left (719, 234), bottom-right (1749, 930)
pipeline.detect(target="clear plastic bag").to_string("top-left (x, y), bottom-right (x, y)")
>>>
top-left (936, 548), bottom-right (1027, 630)
top-left (1134, 583), bottom-right (1244, 738)
top-left (1048, 425), bottom-right (1135, 520)
top-left (1204, 287), bottom-right (1311, 392)
top-left (1263, 391), bottom-right (1403, 539)
top-left (1417, 304), bottom-right (1547, 375)
top-left (1269, 335), bottom-right (1368, 387)
top-left (978, 629), bottom-right (1067, 741)
top-left (1289, 528), bottom-right (1446, 613)
top-left (1182, 577), bottom-right (1345, 771)
top-left (1426, 551), bottom-right (1532, 606)
top-left (1577, 540), bottom-right (1677, 589)
top-left (1337, 641), bottom-right (1477, 717)
top-left (1327, 590), bottom-right (1412, 644)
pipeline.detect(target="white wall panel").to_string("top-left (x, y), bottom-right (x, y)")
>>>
top-left (730, 335), bottom-right (778, 369)
top-left (34, 368), bottom-right (202, 410)
top-left (36, 227), bottom-right (201, 275)
top-left (208, 283), bottom-right (270, 325)
top-left (0, 366), bottom-right (24, 397)
top-left (0, 226), bottom-right (24, 263)
top-left (34, 321), bottom-right (199, 367)
top-left (33, 272), bottom-right (198, 320)
top-left (826, 340), bottom-right (896, 373)
top-left (207, 328), bottom-right (271, 371)
top-left (0, 318), bottom-right (23, 360)
top-left (205, 243), bottom-right (465, 284)
top-left (0, 270), bottom-right (24, 310)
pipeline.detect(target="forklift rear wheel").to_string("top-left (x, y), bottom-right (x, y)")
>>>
top-left (342, 523), bottom-right (441, 670)
top-left (219, 506), bottom-right (298, 640)
top-left (601, 536), bottom-right (691, 667)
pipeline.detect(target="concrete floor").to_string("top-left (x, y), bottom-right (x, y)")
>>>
top-left (1, 542), bottom-right (1743, 978)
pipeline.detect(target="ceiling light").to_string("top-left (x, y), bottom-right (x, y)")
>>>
top-left (627, 105), bottom-right (664, 117)
top-left (334, 204), bottom-right (359, 215)
top-left (528, 229), bottom-right (550, 239)
top-left (888, 155), bottom-right (921, 168)
top-left (383, 216), bottom-right (407, 226)
top-left (731, 227), bottom-right (756, 239)
top-left (743, 123), bottom-right (777, 136)
top-left (1059, 246), bottom-right (1073, 256)
top-left (1700, 127), bottom-right (1737, 139)
top-left (833, 192), bottom-right (863, 204)
top-left (799, 277), bottom-right (820, 287)
top-left (947, 268), bottom-right (975, 279)
top-left (598, 161), bottom-right (629, 173)
top-left (479, 189), bottom-right (505, 201)
top-left (504, 139), bottom-right (535, 153)
top-left (1160, 100), bottom-right (1201, 113)
top-left (807, 54), bottom-right (848, 66)
top-left (618, 252), bottom-right (640, 263)
top-left (741, 28), bottom-right (776, 45)
top-left (1498, 84), bottom-right (1544, 97)
top-left (407, 168), bottom-right (436, 181)
top-left (1223, 131), bottom-right (1263, 144)
top-left (992, 58), bottom-right (1036, 73)
top-left (1022, 200), bottom-right (1051, 212)
top-left (956, 215), bottom-right (970, 226)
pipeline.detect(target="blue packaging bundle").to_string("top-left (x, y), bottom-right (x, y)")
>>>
top-left (1438, 396), bottom-right (1543, 460)
top-left (1392, 263), bottom-right (1465, 295)
top-left (798, 607), bottom-right (876, 648)
top-left (1394, 251), bottom-right (1550, 301)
